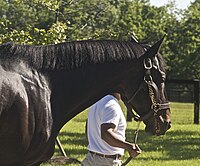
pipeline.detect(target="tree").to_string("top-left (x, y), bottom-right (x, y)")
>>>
top-left (167, 0), bottom-right (200, 79)
top-left (0, 0), bottom-right (199, 79)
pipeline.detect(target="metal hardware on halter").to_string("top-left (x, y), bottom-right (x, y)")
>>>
top-left (122, 57), bottom-right (170, 166)
top-left (144, 58), bottom-right (152, 70)
top-left (126, 57), bottom-right (170, 113)
top-left (127, 58), bottom-right (154, 104)
top-left (146, 80), bottom-right (159, 114)
top-left (144, 75), bottom-right (153, 83)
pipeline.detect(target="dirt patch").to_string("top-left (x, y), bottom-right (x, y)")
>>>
top-left (45, 156), bottom-right (81, 165)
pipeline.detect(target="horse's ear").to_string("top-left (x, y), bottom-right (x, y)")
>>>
top-left (129, 35), bottom-right (139, 43)
top-left (145, 35), bottom-right (166, 58)
top-left (128, 33), bottom-right (139, 43)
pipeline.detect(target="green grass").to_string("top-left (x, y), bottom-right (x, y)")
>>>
top-left (42, 102), bottom-right (200, 166)
top-left (170, 102), bottom-right (194, 124)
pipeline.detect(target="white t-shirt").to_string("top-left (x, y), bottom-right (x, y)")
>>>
top-left (87, 95), bottom-right (126, 156)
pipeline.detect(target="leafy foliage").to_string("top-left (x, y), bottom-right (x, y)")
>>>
top-left (167, 0), bottom-right (200, 79)
top-left (0, 0), bottom-right (199, 79)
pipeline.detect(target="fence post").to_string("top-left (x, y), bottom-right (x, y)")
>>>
top-left (194, 79), bottom-right (200, 124)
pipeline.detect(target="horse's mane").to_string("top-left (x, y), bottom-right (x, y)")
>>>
top-left (0, 40), bottom-right (146, 71)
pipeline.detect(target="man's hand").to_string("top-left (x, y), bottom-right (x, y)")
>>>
top-left (128, 144), bottom-right (141, 158)
top-left (101, 123), bottom-right (142, 158)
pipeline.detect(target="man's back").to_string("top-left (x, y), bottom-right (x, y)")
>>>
top-left (87, 95), bottom-right (126, 156)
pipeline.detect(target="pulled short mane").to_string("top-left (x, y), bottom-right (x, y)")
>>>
top-left (0, 40), bottom-right (145, 71)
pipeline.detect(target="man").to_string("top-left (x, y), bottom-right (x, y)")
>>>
top-left (81, 93), bottom-right (141, 166)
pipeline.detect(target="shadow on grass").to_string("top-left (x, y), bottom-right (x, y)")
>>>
top-left (55, 132), bottom-right (87, 156)
top-left (126, 128), bottom-right (200, 160)
top-left (58, 132), bottom-right (87, 146)
top-left (56, 128), bottom-right (200, 161)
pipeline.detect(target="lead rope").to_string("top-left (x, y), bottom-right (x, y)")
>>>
top-left (134, 121), bottom-right (141, 144)
top-left (121, 121), bottom-right (141, 166)
top-left (144, 58), bottom-right (159, 114)
top-left (122, 58), bottom-right (155, 166)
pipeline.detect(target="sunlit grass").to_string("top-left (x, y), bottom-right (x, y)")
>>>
top-left (42, 102), bottom-right (200, 166)
top-left (170, 102), bottom-right (194, 124)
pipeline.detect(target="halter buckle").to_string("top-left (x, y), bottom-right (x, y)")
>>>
top-left (144, 75), bottom-right (152, 83)
top-left (151, 104), bottom-right (159, 112)
top-left (144, 58), bottom-right (152, 70)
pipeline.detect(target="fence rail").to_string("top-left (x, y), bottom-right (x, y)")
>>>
top-left (126, 79), bottom-right (200, 124)
top-left (166, 79), bottom-right (200, 124)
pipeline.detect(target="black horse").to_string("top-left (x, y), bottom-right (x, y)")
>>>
top-left (0, 38), bottom-right (171, 166)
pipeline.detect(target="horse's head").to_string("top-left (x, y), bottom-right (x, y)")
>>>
top-left (122, 37), bottom-right (171, 136)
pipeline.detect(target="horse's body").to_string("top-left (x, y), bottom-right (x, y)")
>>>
top-left (0, 39), bottom-right (170, 165)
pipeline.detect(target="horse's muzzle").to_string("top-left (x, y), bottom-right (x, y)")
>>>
top-left (145, 120), bottom-right (171, 136)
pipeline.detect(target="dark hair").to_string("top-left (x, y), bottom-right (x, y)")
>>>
top-left (0, 40), bottom-right (145, 71)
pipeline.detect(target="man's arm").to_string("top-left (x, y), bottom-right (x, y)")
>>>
top-left (101, 123), bottom-right (141, 158)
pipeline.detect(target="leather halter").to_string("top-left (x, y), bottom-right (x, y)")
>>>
top-left (121, 58), bottom-right (170, 166)
top-left (126, 58), bottom-right (170, 122)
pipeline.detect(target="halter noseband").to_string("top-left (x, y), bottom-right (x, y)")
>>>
top-left (126, 58), bottom-right (170, 121)
top-left (122, 58), bottom-right (171, 166)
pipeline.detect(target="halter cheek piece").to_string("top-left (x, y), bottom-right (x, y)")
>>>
top-left (126, 57), bottom-right (170, 122)
top-left (121, 58), bottom-right (171, 166)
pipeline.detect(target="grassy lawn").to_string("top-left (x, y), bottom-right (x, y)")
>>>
top-left (42, 102), bottom-right (200, 166)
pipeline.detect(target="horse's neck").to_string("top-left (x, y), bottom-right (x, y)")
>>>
top-left (51, 61), bottom-right (139, 129)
